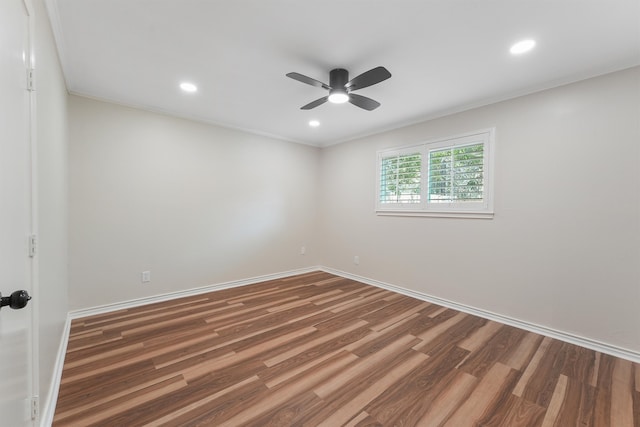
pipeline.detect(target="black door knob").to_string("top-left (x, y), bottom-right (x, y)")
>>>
top-left (0, 290), bottom-right (32, 310)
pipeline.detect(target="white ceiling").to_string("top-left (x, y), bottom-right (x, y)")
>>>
top-left (47, 0), bottom-right (640, 147)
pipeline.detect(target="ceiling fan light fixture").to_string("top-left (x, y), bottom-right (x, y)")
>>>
top-left (328, 90), bottom-right (349, 104)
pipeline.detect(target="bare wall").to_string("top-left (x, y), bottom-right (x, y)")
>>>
top-left (318, 67), bottom-right (640, 352)
top-left (68, 96), bottom-right (320, 309)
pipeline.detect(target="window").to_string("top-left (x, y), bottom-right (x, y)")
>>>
top-left (376, 129), bottom-right (494, 218)
top-left (379, 150), bottom-right (421, 204)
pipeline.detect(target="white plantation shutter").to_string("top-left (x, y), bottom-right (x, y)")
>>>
top-left (376, 129), bottom-right (494, 218)
top-left (428, 143), bottom-right (484, 203)
top-left (379, 150), bottom-right (422, 205)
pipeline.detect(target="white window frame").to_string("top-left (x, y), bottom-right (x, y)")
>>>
top-left (376, 128), bottom-right (495, 219)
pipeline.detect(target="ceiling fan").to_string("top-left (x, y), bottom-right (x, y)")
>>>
top-left (286, 66), bottom-right (391, 111)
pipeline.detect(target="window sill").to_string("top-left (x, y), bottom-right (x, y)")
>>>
top-left (375, 210), bottom-right (494, 219)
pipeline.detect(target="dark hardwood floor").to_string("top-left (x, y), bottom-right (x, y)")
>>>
top-left (53, 271), bottom-right (640, 426)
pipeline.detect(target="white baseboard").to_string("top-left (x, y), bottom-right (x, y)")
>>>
top-left (68, 266), bottom-right (321, 319)
top-left (320, 266), bottom-right (640, 364)
top-left (40, 315), bottom-right (71, 427)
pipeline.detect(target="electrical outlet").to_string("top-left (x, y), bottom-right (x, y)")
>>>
top-left (300, 246), bottom-right (306, 255)
top-left (354, 256), bottom-right (359, 265)
top-left (141, 271), bottom-right (151, 283)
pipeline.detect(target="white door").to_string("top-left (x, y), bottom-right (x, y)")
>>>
top-left (0, 0), bottom-right (35, 425)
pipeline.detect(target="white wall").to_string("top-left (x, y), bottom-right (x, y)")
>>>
top-left (68, 96), bottom-right (320, 309)
top-left (318, 67), bottom-right (640, 353)
top-left (34, 0), bottom-right (68, 419)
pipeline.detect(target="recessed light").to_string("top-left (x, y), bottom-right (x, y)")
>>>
top-left (180, 82), bottom-right (198, 93)
top-left (309, 120), bottom-right (320, 127)
top-left (510, 39), bottom-right (536, 55)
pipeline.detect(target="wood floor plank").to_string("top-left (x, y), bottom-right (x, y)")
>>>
top-left (217, 350), bottom-right (358, 426)
top-left (365, 345), bottom-right (471, 425)
top-left (521, 339), bottom-right (568, 408)
top-left (458, 325), bottom-right (527, 379)
top-left (502, 332), bottom-right (545, 371)
top-left (359, 297), bottom-right (424, 326)
top-left (480, 393), bottom-right (546, 427)
top-left (53, 272), bottom-right (639, 427)
top-left (142, 359), bottom-right (268, 426)
top-left (443, 362), bottom-right (516, 426)
top-left (314, 333), bottom-right (420, 399)
top-left (513, 336), bottom-right (553, 397)
top-left (263, 320), bottom-right (368, 367)
top-left (553, 375), bottom-right (597, 427)
top-left (611, 358), bottom-right (635, 427)
top-left (541, 373), bottom-right (568, 427)
top-left (412, 310), bottom-right (468, 351)
top-left (470, 365), bottom-right (523, 426)
top-left (256, 324), bottom-right (372, 386)
top-left (263, 349), bottom-right (344, 389)
top-left (182, 326), bottom-right (317, 382)
top-left (63, 342), bottom-right (145, 369)
top-left (311, 351), bottom-right (429, 427)
top-left (54, 375), bottom-right (188, 426)
top-left (247, 390), bottom-right (326, 427)
top-left (415, 370), bottom-right (478, 427)
top-left (343, 411), bottom-right (373, 427)
top-left (145, 375), bottom-right (262, 427)
top-left (457, 317), bottom-right (504, 351)
top-left (561, 342), bottom-right (598, 385)
top-left (60, 328), bottom-right (228, 384)
top-left (350, 316), bottom-right (421, 358)
top-left (58, 368), bottom-right (199, 418)
top-left (633, 389), bottom-right (640, 427)
top-left (417, 313), bottom-right (487, 357)
top-left (370, 301), bottom-right (430, 332)
top-left (65, 331), bottom-right (123, 353)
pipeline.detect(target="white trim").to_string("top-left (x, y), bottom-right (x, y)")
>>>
top-left (39, 316), bottom-right (70, 427)
top-left (68, 266), bottom-right (320, 319)
top-left (25, 4), bottom-right (39, 425)
top-left (320, 266), bottom-right (640, 364)
top-left (376, 210), bottom-right (494, 219)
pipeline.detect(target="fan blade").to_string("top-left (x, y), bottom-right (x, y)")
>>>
top-left (286, 72), bottom-right (331, 90)
top-left (348, 93), bottom-right (380, 111)
top-left (345, 66), bottom-right (391, 91)
top-left (301, 96), bottom-right (328, 110)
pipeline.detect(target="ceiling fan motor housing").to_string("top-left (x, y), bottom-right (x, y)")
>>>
top-left (329, 68), bottom-right (349, 94)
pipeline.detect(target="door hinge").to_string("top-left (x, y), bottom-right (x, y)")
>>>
top-left (29, 234), bottom-right (37, 257)
top-left (27, 68), bottom-right (35, 91)
top-left (31, 396), bottom-right (39, 420)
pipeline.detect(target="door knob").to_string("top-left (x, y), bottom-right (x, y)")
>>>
top-left (0, 290), bottom-right (31, 310)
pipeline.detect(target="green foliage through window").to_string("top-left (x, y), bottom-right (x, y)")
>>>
top-left (428, 143), bottom-right (483, 203)
top-left (376, 129), bottom-right (493, 216)
top-left (379, 153), bottom-right (421, 203)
